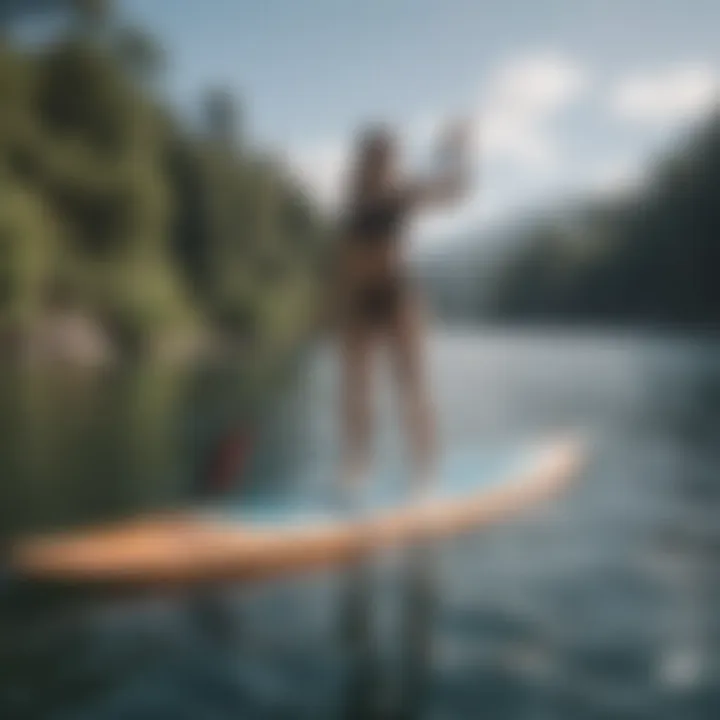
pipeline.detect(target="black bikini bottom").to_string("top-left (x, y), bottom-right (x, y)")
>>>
top-left (351, 276), bottom-right (409, 328)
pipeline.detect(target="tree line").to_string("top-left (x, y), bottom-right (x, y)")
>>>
top-left (430, 110), bottom-right (720, 331)
top-left (0, 0), bottom-right (329, 359)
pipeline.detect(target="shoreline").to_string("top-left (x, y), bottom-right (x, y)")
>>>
top-left (2, 314), bottom-right (718, 372)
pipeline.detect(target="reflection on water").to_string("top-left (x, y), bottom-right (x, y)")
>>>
top-left (0, 363), bottom-right (191, 541)
top-left (1, 330), bottom-right (720, 719)
top-left (339, 545), bottom-right (437, 720)
top-left (0, 359), bottom-right (294, 541)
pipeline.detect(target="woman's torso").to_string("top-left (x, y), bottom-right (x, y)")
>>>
top-left (342, 191), bottom-right (410, 285)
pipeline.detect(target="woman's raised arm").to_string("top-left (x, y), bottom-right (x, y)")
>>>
top-left (406, 118), bottom-right (476, 209)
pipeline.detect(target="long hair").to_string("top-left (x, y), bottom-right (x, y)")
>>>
top-left (346, 124), bottom-right (395, 206)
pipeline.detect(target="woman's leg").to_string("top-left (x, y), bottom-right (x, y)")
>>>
top-left (340, 322), bottom-right (375, 493)
top-left (390, 290), bottom-right (437, 491)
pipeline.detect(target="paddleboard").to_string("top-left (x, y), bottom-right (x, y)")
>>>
top-left (7, 436), bottom-right (584, 589)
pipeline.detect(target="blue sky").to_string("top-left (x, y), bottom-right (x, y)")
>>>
top-left (27, 0), bottom-right (720, 245)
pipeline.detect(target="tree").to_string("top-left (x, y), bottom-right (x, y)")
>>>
top-left (114, 25), bottom-right (165, 87)
top-left (70, 0), bottom-right (111, 37)
top-left (204, 87), bottom-right (241, 148)
top-left (476, 111), bottom-right (720, 327)
top-left (0, 14), bottom-right (327, 361)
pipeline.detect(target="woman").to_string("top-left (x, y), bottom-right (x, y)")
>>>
top-left (334, 118), bottom-right (474, 509)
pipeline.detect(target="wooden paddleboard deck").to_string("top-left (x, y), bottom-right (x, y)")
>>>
top-left (8, 437), bottom-right (584, 589)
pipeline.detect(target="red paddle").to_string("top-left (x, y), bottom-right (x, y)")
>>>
top-left (203, 427), bottom-right (256, 496)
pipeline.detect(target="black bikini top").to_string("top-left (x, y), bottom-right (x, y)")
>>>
top-left (344, 193), bottom-right (410, 244)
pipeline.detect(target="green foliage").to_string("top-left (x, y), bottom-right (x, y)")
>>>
top-left (0, 179), bottom-right (56, 327)
top-left (479, 112), bottom-right (720, 328)
top-left (113, 25), bottom-right (165, 87)
top-left (0, 17), bottom-right (327, 360)
top-left (204, 87), bottom-right (239, 146)
top-left (71, 0), bottom-right (111, 28)
top-left (36, 39), bottom-right (130, 154)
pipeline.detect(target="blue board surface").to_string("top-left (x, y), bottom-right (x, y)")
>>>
top-left (204, 442), bottom-right (540, 528)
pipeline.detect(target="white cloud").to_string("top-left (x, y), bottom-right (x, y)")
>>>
top-left (286, 139), bottom-right (349, 211)
top-left (408, 52), bottom-right (587, 172)
top-left (411, 52), bottom-right (587, 241)
top-left (478, 52), bottom-right (587, 170)
top-left (288, 51), bottom-right (587, 235)
top-left (483, 52), bottom-right (586, 117)
top-left (288, 58), bottom-right (718, 244)
top-left (480, 112), bottom-right (557, 169)
top-left (587, 157), bottom-right (647, 200)
top-left (610, 64), bottom-right (719, 126)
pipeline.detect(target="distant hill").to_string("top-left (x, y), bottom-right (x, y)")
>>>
top-left (418, 111), bottom-right (720, 331)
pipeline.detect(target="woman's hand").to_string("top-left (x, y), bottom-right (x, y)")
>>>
top-left (406, 116), bottom-right (476, 209)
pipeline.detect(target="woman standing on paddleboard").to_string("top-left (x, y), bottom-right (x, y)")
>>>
top-left (335, 118), bottom-right (475, 508)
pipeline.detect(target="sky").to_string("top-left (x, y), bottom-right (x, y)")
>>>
top-left (52, 0), bottom-right (720, 246)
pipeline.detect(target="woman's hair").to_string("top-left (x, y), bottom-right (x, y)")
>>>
top-left (347, 123), bottom-right (396, 203)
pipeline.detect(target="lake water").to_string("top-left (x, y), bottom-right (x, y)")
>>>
top-left (1, 329), bottom-right (719, 719)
